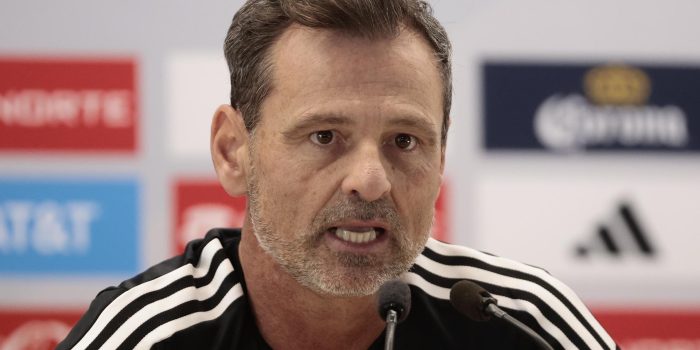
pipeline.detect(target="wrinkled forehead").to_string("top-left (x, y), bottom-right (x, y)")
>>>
top-left (268, 24), bottom-right (443, 101)
top-left (273, 24), bottom-right (438, 67)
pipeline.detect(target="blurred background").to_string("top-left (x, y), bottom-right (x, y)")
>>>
top-left (1, 0), bottom-right (699, 348)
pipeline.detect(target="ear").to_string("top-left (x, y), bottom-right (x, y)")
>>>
top-left (211, 104), bottom-right (250, 197)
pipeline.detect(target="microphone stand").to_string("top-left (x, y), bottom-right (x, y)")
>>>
top-left (486, 304), bottom-right (554, 350)
top-left (384, 309), bottom-right (398, 350)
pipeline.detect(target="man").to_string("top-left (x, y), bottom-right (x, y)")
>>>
top-left (59, 0), bottom-right (618, 349)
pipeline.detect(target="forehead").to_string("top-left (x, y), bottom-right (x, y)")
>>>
top-left (270, 24), bottom-right (442, 90)
top-left (260, 24), bottom-right (444, 126)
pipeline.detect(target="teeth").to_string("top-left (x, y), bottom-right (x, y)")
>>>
top-left (334, 228), bottom-right (378, 244)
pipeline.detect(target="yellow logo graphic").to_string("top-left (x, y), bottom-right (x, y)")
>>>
top-left (584, 64), bottom-right (651, 105)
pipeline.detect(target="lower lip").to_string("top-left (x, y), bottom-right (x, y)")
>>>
top-left (323, 229), bottom-right (389, 253)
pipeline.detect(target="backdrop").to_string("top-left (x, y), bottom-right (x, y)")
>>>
top-left (1, 0), bottom-right (699, 348)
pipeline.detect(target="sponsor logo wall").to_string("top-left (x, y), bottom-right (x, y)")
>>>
top-left (480, 60), bottom-right (700, 345)
top-left (0, 56), bottom-right (142, 347)
top-left (3, 0), bottom-right (700, 347)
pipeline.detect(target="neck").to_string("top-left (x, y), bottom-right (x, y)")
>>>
top-left (238, 225), bottom-right (386, 350)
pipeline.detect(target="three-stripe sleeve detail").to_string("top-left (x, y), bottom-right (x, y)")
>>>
top-left (404, 238), bottom-right (616, 350)
top-left (72, 239), bottom-right (243, 350)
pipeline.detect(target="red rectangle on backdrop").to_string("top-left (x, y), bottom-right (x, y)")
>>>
top-left (174, 179), bottom-right (247, 253)
top-left (432, 182), bottom-right (449, 242)
top-left (594, 309), bottom-right (700, 349)
top-left (0, 57), bottom-right (138, 152)
top-left (0, 309), bottom-right (82, 350)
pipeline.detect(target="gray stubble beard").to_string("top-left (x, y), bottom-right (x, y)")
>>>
top-left (245, 146), bottom-right (430, 297)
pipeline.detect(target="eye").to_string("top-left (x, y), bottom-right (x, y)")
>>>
top-left (310, 130), bottom-right (335, 145)
top-left (394, 133), bottom-right (417, 150)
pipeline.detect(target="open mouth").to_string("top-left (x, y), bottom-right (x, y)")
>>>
top-left (329, 227), bottom-right (386, 244)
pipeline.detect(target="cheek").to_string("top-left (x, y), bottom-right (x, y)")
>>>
top-left (392, 162), bottom-right (442, 225)
top-left (255, 150), bottom-right (327, 219)
top-left (395, 154), bottom-right (441, 191)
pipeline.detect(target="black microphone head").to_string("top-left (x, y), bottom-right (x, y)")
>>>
top-left (450, 280), bottom-right (496, 322)
top-left (377, 279), bottom-right (412, 323)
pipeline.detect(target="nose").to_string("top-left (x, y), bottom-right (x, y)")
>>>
top-left (340, 143), bottom-right (391, 202)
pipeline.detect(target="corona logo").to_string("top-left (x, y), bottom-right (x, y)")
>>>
top-left (533, 64), bottom-right (688, 151)
top-left (583, 64), bottom-right (651, 106)
top-left (485, 61), bottom-right (700, 152)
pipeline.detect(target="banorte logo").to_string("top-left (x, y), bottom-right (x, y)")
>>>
top-left (534, 64), bottom-right (689, 152)
top-left (0, 57), bottom-right (137, 152)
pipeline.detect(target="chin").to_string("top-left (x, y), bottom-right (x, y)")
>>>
top-left (301, 262), bottom-right (408, 298)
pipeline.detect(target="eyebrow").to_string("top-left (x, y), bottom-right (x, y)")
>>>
top-left (386, 116), bottom-right (438, 133)
top-left (281, 113), bottom-right (354, 138)
top-left (281, 112), bottom-right (440, 143)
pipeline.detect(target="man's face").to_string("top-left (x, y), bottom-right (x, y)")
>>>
top-left (246, 25), bottom-right (445, 297)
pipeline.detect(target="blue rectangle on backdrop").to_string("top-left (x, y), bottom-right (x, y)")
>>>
top-left (0, 179), bottom-right (139, 275)
top-left (483, 62), bottom-right (700, 152)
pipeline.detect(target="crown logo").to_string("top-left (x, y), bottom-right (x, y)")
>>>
top-left (583, 64), bottom-right (651, 105)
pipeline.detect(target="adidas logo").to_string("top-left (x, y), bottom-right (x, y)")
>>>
top-left (575, 201), bottom-right (657, 258)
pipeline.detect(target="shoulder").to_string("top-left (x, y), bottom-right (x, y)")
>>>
top-left (401, 238), bottom-right (618, 350)
top-left (57, 228), bottom-right (248, 350)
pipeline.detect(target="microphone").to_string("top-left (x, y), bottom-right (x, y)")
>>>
top-left (377, 279), bottom-right (411, 350)
top-left (449, 280), bottom-right (554, 350)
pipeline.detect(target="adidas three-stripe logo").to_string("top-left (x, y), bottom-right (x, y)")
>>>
top-left (576, 201), bottom-right (657, 258)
